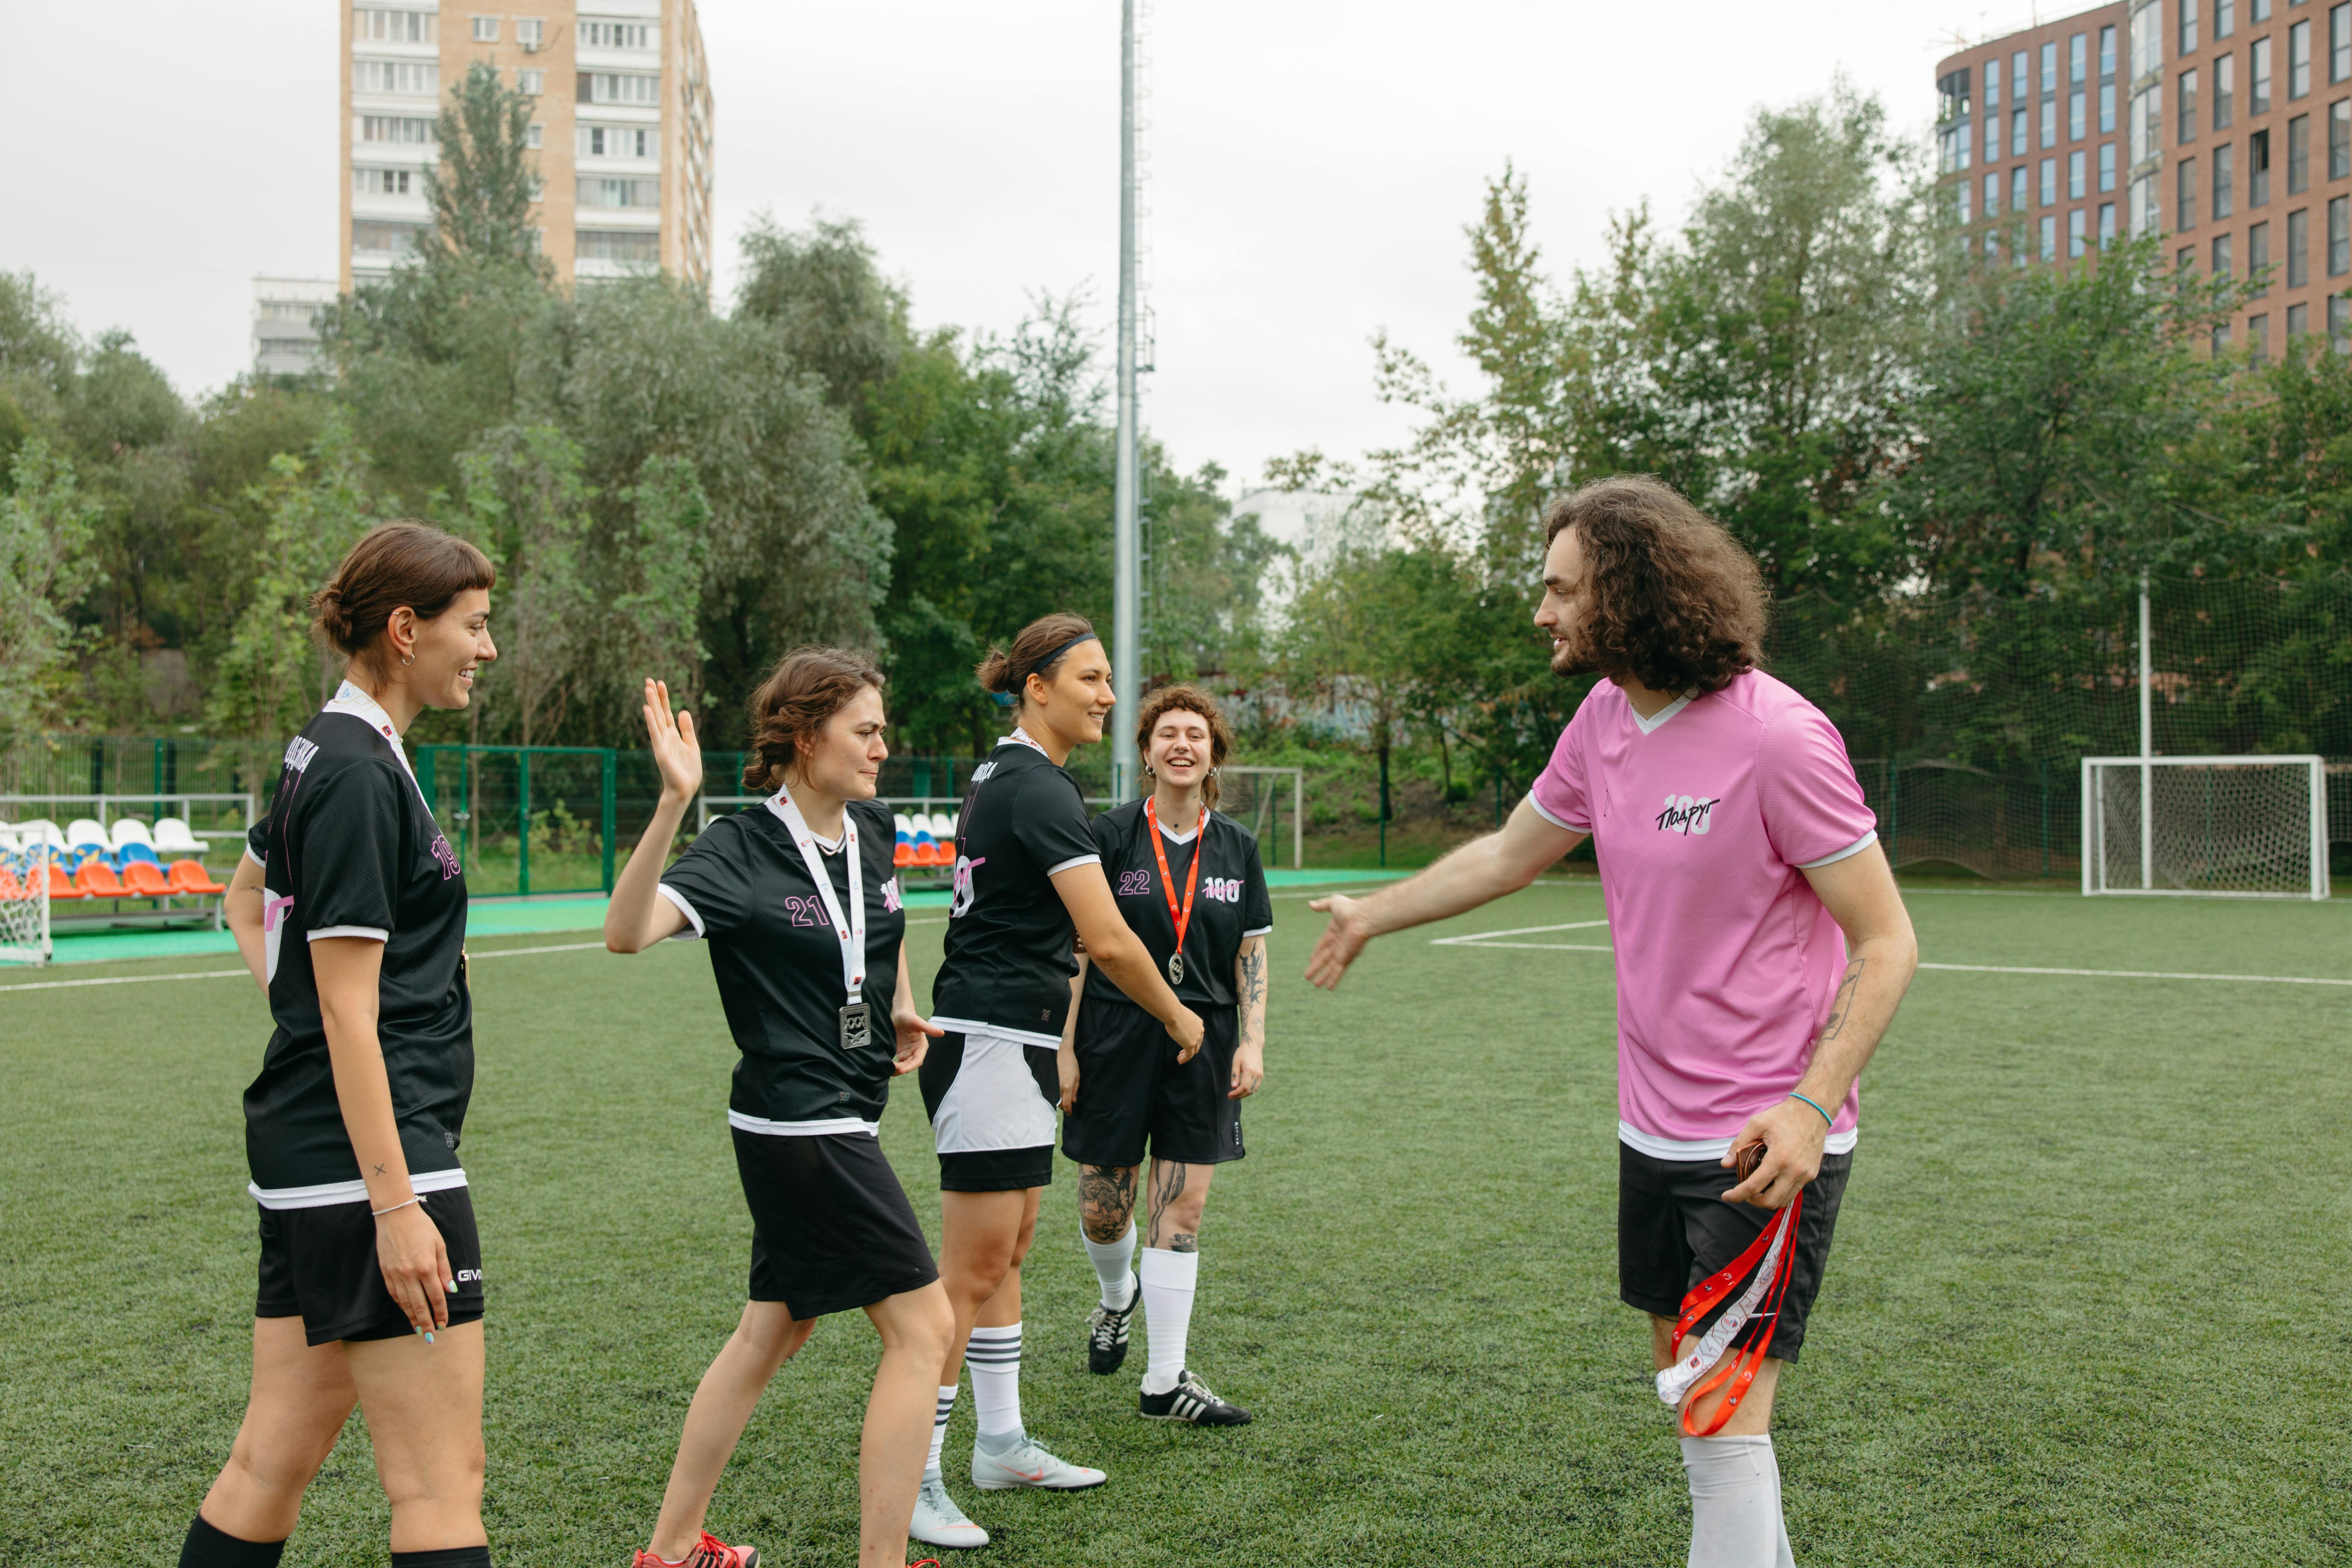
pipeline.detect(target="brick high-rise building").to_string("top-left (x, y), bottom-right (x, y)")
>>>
top-left (340, 2), bottom-right (714, 293)
top-left (1937, 1), bottom-right (2352, 356)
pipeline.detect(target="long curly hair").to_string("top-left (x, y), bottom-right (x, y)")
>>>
top-left (741, 646), bottom-right (886, 793)
top-left (1542, 476), bottom-right (1765, 694)
top-left (1134, 684), bottom-right (1236, 811)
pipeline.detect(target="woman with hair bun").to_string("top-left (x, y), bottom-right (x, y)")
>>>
top-left (186, 521), bottom-right (499, 1568)
top-left (906, 613), bottom-right (1203, 1551)
top-left (602, 649), bottom-right (955, 1568)
top-left (1059, 684), bottom-right (1270, 1428)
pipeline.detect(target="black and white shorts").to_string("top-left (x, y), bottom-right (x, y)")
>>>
top-left (1061, 997), bottom-right (1244, 1169)
top-left (919, 1023), bottom-right (1059, 1192)
top-left (733, 1128), bottom-right (939, 1320)
top-left (255, 1186), bottom-right (485, 1346)
top-left (1617, 1142), bottom-right (1852, 1365)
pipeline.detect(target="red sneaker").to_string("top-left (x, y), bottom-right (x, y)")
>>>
top-left (631, 1531), bottom-right (758, 1568)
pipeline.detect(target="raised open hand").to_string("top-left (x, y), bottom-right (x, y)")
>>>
top-left (643, 678), bottom-right (703, 804)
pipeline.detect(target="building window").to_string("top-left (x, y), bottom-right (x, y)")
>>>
top-left (2330, 294), bottom-right (2350, 350)
top-left (580, 124), bottom-right (657, 159)
top-left (2072, 208), bottom-right (2091, 256)
top-left (2219, 0), bottom-right (2238, 40)
top-left (2253, 0), bottom-right (2271, 23)
top-left (354, 59), bottom-right (438, 96)
top-left (1984, 170), bottom-right (2002, 217)
top-left (580, 71), bottom-right (662, 105)
top-left (2253, 127), bottom-right (2273, 204)
top-left (2042, 157), bottom-right (2059, 207)
top-left (517, 18), bottom-right (542, 48)
top-left (353, 219), bottom-right (428, 255)
top-left (2290, 113), bottom-right (2311, 191)
top-left (471, 16), bottom-right (498, 43)
top-left (2102, 79), bottom-right (2119, 133)
top-left (2102, 23), bottom-right (2119, 79)
top-left (579, 20), bottom-right (654, 49)
top-left (2042, 101), bottom-right (2058, 150)
top-left (2041, 213), bottom-right (2059, 259)
top-left (2331, 193), bottom-right (2350, 273)
top-left (2073, 89), bottom-right (2088, 140)
top-left (517, 68), bottom-right (544, 95)
top-left (2216, 142), bottom-right (2236, 216)
top-left (2180, 69), bottom-right (2200, 141)
top-left (2254, 36), bottom-right (2274, 115)
top-left (2180, 244), bottom-right (2198, 273)
top-left (2214, 321), bottom-right (2233, 354)
top-left (360, 115), bottom-right (436, 144)
top-left (2070, 148), bottom-right (2088, 198)
top-left (1958, 181), bottom-right (1973, 224)
top-left (2132, 171), bottom-right (2162, 235)
top-left (2288, 205), bottom-right (2310, 285)
top-left (2132, 3), bottom-right (2163, 78)
top-left (1987, 55), bottom-right (2002, 112)
top-left (2132, 88), bottom-right (2161, 168)
top-left (527, 122), bottom-right (544, 149)
top-left (2336, 5), bottom-right (2351, 83)
top-left (2250, 311), bottom-right (2270, 364)
top-left (2214, 230), bottom-right (2236, 276)
top-left (2251, 218), bottom-right (2272, 292)
top-left (2335, 98), bottom-right (2351, 176)
top-left (1986, 107), bottom-right (2002, 164)
top-left (1940, 122), bottom-right (1970, 173)
top-left (579, 177), bottom-right (660, 208)
top-left (577, 227), bottom-right (662, 264)
top-left (2013, 164), bottom-right (2030, 216)
top-left (2100, 201), bottom-right (2119, 244)
top-left (2288, 301), bottom-right (2309, 337)
top-left (2101, 140), bottom-right (2119, 191)
top-left (2101, 23), bottom-right (2120, 131)
top-left (353, 167), bottom-right (414, 196)
top-left (2179, 157), bottom-right (2199, 229)
top-left (2291, 19), bottom-right (2313, 99)
top-left (2183, 1), bottom-right (2201, 57)
top-left (2013, 107), bottom-right (2030, 156)
top-left (1939, 69), bottom-right (1972, 126)
top-left (2217, 52), bottom-right (2236, 127)
top-left (2043, 40), bottom-right (2059, 98)
top-left (357, 8), bottom-right (434, 43)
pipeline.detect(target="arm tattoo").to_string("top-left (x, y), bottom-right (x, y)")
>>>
top-left (372, 1163), bottom-right (387, 1176)
top-left (1238, 943), bottom-right (1267, 1050)
top-left (1147, 1160), bottom-right (1189, 1249)
top-left (1080, 1164), bottom-right (1136, 1241)
top-left (1819, 959), bottom-right (1865, 1042)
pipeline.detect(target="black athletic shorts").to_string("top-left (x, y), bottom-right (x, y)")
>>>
top-left (919, 1028), bottom-right (1059, 1192)
top-left (255, 1185), bottom-right (485, 1346)
top-left (1617, 1143), bottom-right (1852, 1365)
top-left (733, 1128), bottom-right (939, 1320)
top-left (1061, 997), bottom-right (1244, 1169)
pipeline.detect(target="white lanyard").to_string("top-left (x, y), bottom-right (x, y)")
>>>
top-left (768, 787), bottom-right (865, 1002)
top-left (1002, 726), bottom-right (1049, 757)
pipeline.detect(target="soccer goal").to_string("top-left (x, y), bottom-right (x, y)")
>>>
top-left (1, 843), bottom-right (51, 966)
top-left (2081, 755), bottom-right (2331, 900)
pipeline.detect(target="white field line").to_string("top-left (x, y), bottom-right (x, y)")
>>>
top-left (1430, 922), bottom-right (2352, 987)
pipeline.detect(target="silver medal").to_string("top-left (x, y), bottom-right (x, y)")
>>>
top-left (839, 1002), bottom-right (873, 1051)
top-left (1167, 952), bottom-right (1184, 986)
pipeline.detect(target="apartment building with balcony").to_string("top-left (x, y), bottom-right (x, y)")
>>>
top-left (1937, 1), bottom-right (2352, 356)
top-left (340, 2), bottom-right (714, 292)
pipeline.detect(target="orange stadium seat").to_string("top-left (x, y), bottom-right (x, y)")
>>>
top-left (894, 841), bottom-right (915, 868)
top-left (0, 868), bottom-right (22, 900)
top-left (48, 864), bottom-right (83, 899)
top-left (168, 860), bottom-right (226, 895)
top-left (122, 860), bottom-right (175, 897)
top-left (75, 861), bottom-right (126, 897)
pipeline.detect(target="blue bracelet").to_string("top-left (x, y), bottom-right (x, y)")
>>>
top-left (1788, 1091), bottom-right (1834, 1126)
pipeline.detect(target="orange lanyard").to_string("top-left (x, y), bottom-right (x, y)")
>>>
top-left (1144, 796), bottom-right (1201, 986)
top-left (1657, 1191), bottom-right (1803, 1436)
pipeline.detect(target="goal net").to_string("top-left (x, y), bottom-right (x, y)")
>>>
top-left (2081, 755), bottom-right (2331, 899)
top-left (1, 841), bottom-right (52, 965)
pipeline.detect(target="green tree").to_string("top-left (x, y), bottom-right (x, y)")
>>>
top-left (425, 63), bottom-right (547, 271)
top-left (0, 439), bottom-right (100, 745)
top-left (454, 424), bottom-right (591, 745)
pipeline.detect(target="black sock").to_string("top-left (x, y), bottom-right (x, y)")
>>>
top-left (390, 1549), bottom-right (492, 1568)
top-left (177, 1515), bottom-right (286, 1568)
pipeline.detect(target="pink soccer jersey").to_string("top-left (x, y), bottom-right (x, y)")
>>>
top-left (1528, 670), bottom-right (1879, 1158)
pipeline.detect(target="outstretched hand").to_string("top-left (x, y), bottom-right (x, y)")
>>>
top-left (1303, 894), bottom-right (1371, 990)
top-left (892, 1009), bottom-right (942, 1076)
top-left (642, 678), bottom-right (702, 804)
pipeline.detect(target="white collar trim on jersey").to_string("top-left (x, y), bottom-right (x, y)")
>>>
top-left (762, 786), bottom-right (844, 852)
top-left (999, 727), bottom-right (1049, 757)
top-left (322, 680), bottom-right (415, 779)
top-left (1154, 808), bottom-right (1207, 845)
top-left (1628, 689), bottom-right (1699, 736)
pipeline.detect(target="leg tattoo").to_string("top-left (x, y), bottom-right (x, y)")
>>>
top-left (1080, 1164), bottom-right (1137, 1242)
top-left (1146, 1161), bottom-right (1190, 1250)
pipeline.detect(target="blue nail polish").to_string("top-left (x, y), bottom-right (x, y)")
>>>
top-left (425, 1331), bottom-right (436, 1343)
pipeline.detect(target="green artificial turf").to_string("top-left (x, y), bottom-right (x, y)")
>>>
top-left (4, 884), bottom-right (2349, 1566)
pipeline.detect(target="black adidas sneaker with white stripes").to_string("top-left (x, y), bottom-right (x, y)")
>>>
top-left (1086, 1273), bottom-right (1138, 1375)
top-left (1138, 1369), bottom-right (1251, 1426)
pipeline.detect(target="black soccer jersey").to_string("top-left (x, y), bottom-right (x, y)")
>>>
top-left (932, 736), bottom-right (1102, 1042)
top-left (1082, 800), bottom-right (1273, 1010)
top-left (659, 795), bottom-right (908, 1130)
top-left (241, 683), bottom-right (471, 1202)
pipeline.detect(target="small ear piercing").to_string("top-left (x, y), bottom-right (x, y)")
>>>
top-left (401, 652), bottom-right (416, 667)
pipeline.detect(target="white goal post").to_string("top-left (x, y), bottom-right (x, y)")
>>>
top-left (2081, 755), bottom-right (2331, 901)
top-left (1, 843), bottom-right (51, 966)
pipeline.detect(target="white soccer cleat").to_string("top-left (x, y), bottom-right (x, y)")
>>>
top-left (910, 1474), bottom-right (990, 1548)
top-left (970, 1434), bottom-right (1107, 1491)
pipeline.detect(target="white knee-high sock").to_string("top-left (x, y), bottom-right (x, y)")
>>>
top-left (1680, 1434), bottom-right (1791, 1568)
top-left (1138, 1246), bottom-right (1198, 1396)
top-left (925, 1384), bottom-right (957, 1478)
top-left (1083, 1222), bottom-right (1136, 1309)
top-left (966, 1324), bottom-right (1022, 1438)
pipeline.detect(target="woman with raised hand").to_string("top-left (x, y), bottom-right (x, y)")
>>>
top-left (1059, 684), bottom-right (1271, 1427)
top-left (908, 613), bottom-right (1204, 1553)
top-left (602, 650), bottom-right (955, 1568)
top-left (188, 521), bottom-right (498, 1568)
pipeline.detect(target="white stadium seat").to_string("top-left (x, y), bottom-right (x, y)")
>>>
top-left (111, 818), bottom-right (155, 849)
top-left (154, 817), bottom-right (206, 856)
top-left (65, 819), bottom-right (110, 850)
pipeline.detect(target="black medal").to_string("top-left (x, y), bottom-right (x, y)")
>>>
top-left (839, 1002), bottom-right (873, 1051)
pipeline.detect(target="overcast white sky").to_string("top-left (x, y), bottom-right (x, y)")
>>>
top-left (0, 1), bottom-right (2063, 495)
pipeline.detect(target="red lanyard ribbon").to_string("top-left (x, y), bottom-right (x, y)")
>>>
top-left (1144, 796), bottom-right (1202, 971)
top-left (1656, 1190), bottom-right (1804, 1437)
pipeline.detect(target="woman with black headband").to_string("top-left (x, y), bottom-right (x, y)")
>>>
top-left (907, 612), bottom-right (1204, 1551)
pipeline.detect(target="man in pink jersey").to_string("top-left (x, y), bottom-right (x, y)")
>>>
top-left (1306, 476), bottom-right (1917, 1568)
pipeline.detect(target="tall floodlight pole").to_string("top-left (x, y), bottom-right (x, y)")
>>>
top-left (1111, 0), bottom-right (1142, 802)
top-left (2138, 570), bottom-right (2153, 889)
